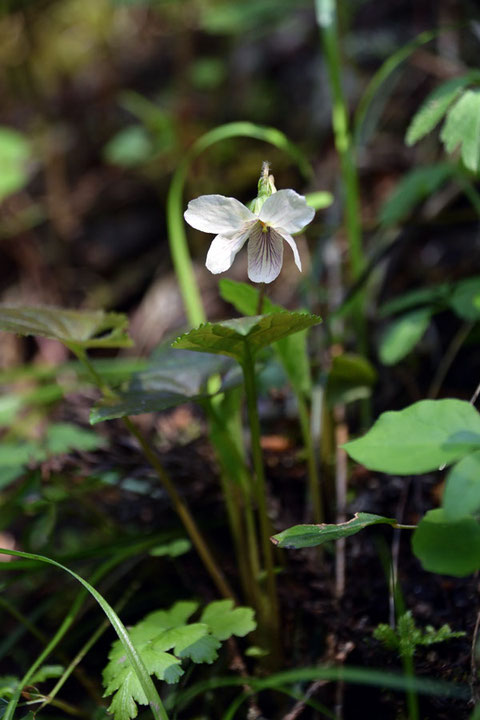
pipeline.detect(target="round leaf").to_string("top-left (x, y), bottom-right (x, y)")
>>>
top-left (443, 451), bottom-right (480, 520)
top-left (344, 399), bottom-right (480, 474)
top-left (412, 509), bottom-right (480, 576)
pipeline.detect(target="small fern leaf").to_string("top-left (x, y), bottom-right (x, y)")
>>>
top-left (406, 77), bottom-right (471, 146)
top-left (440, 89), bottom-right (480, 173)
top-left (200, 599), bottom-right (257, 640)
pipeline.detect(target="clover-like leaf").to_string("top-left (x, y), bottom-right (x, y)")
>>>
top-left (412, 509), bottom-right (480, 576)
top-left (200, 599), bottom-right (256, 640)
top-left (0, 307), bottom-right (132, 349)
top-left (172, 312), bottom-right (321, 364)
top-left (344, 399), bottom-right (480, 474)
top-left (271, 512), bottom-right (397, 549)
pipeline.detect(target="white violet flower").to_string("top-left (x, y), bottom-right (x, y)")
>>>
top-left (184, 170), bottom-right (315, 284)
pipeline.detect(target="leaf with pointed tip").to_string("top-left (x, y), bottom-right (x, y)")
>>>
top-left (379, 308), bottom-right (432, 365)
top-left (219, 280), bottom-right (314, 395)
top-left (200, 599), bottom-right (256, 640)
top-left (344, 399), bottom-right (480, 474)
top-left (440, 89), bottom-right (480, 173)
top-left (172, 312), bottom-right (321, 364)
top-left (0, 307), bottom-right (132, 349)
top-left (379, 164), bottom-right (453, 227)
top-left (271, 512), bottom-right (397, 549)
top-left (412, 509), bottom-right (480, 576)
top-left (379, 284), bottom-right (451, 317)
top-left (405, 76), bottom-right (475, 146)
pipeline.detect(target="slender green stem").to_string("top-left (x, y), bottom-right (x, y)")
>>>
top-left (402, 652), bottom-right (420, 720)
top-left (241, 347), bottom-right (278, 639)
top-left (297, 394), bottom-right (323, 524)
top-left (69, 345), bottom-right (235, 602)
top-left (256, 284), bottom-right (266, 315)
top-left (317, 0), bottom-right (366, 352)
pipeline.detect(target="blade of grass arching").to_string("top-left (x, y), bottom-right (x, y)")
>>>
top-left (0, 549), bottom-right (170, 720)
top-left (37, 577), bottom-right (139, 714)
top-left (167, 121), bottom-right (313, 328)
top-left (353, 28), bottom-right (439, 147)
top-left (168, 666), bottom-right (467, 716)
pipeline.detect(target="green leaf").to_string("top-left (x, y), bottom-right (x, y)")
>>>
top-left (325, 353), bottom-right (377, 406)
top-left (271, 512), bottom-right (397, 549)
top-left (29, 665), bottom-right (64, 684)
top-left (304, 191), bottom-right (334, 210)
top-left (0, 307), bottom-right (132, 349)
top-left (378, 308), bottom-right (432, 365)
top-left (379, 164), bottom-right (453, 227)
top-left (91, 348), bottom-right (233, 424)
top-left (412, 509), bottom-right (480, 576)
top-left (200, 599), bottom-right (256, 640)
top-left (405, 77), bottom-right (474, 146)
top-left (219, 280), bottom-right (313, 395)
top-left (149, 539), bottom-right (191, 558)
top-left (0, 127), bottom-right (32, 202)
top-left (45, 423), bottom-right (105, 454)
top-left (379, 284), bottom-right (451, 317)
top-left (440, 90), bottom-right (480, 173)
top-left (443, 451), bottom-right (480, 520)
top-left (172, 312), bottom-right (321, 365)
top-left (449, 276), bottom-right (480, 320)
top-left (344, 399), bottom-right (480, 474)
top-left (103, 126), bottom-right (153, 168)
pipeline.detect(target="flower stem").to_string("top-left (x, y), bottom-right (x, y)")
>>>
top-left (241, 346), bottom-right (279, 641)
top-left (297, 393), bottom-right (324, 524)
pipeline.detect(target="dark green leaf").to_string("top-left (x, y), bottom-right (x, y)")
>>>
top-left (271, 513), bottom-right (397, 549)
top-left (172, 312), bottom-right (321, 364)
top-left (449, 276), bottom-right (480, 320)
top-left (379, 308), bottom-right (432, 365)
top-left (412, 509), bottom-right (480, 576)
top-left (440, 90), bottom-right (480, 173)
top-left (379, 164), bottom-right (453, 227)
top-left (344, 399), bottom-right (480, 474)
top-left (0, 307), bottom-right (132, 349)
top-left (379, 284), bottom-right (450, 317)
top-left (443, 451), bottom-right (480, 520)
top-left (90, 348), bottom-right (234, 423)
top-left (325, 353), bottom-right (377, 406)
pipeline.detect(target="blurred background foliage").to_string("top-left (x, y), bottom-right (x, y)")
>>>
top-left (0, 0), bottom-right (479, 359)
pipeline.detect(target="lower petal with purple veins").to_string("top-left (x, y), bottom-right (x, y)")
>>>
top-left (247, 224), bottom-right (284, 283)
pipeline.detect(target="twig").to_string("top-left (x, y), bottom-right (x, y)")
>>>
top-left (428, 321), bottom-right (474, 399)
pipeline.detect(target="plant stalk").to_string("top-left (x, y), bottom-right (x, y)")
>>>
top-left (241, 346), bottom-right (279, 641)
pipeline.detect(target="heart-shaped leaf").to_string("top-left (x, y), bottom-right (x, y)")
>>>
top-left (344, 399), bottom-right (480, 474)
top-left (172, 312), bottom-right (321, 364)
top-left (412, 509), bottom-right (480, 576)
top-left (219, 279), bottom-right (314, 395)
top-left (0, 307), bottom-right (132, 349)
top-left (271, 512), bottom-right (397, 549)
